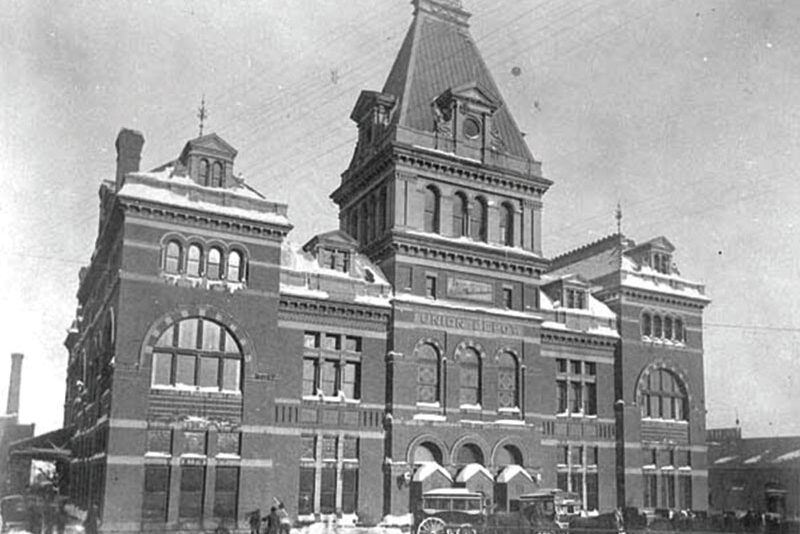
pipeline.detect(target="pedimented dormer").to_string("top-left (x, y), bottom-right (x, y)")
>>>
top-left (177, 133), bottom-right (239, 188)
top-left (302, 229), bottom-right (360, 275)
top-left (626, 236), bottom-right (676, 274)
top-left (432, 82), bottom-right (503, 157)
top-left (349, 91), bottom-right (397, 168)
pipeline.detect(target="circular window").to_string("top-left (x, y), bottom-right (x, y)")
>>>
top-left (463, 117), bottom-right (481, 139)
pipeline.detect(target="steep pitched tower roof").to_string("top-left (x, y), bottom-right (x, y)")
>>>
top-left (382, 0), bottom-right (534, 161)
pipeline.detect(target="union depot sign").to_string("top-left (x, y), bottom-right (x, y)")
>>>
top-left (413, 310), bottom-right (523, 337)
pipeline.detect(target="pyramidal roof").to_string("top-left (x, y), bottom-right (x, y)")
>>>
top-left (382, 0), bottom-right (534, 161)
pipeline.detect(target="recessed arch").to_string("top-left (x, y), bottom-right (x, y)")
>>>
top-left (406, 434), bottom-right (450, 466)
top-left (450, 435), bottom-right (491, 467)
top-left (491, 437), bottom-right (527, 468)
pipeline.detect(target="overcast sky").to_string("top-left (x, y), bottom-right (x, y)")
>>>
top-left (1, 0), bottom-right (798, 437)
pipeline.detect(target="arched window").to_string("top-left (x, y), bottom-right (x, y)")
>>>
top-left (640, 368), bottom-right (687, 421)
top-left (664, 316), bottom-right (674, 339)
top-left (497, 352), bottom-right (519, 410)
top-left (641, 312), bottom-right (652, 337)
top-left (456, 443), bottom-right (484, 465)
top-left (500, 202), bottom-right (515, 246)
top-left (186, 244), bottom-right (203, 276)
top-left (151, 317), bottom-right (242, 392)
top-left (452, 192), bottom-right (468, 237)
top-left (423, 185), bottom-right (440, 233)
top-left (495, 444), bottom-right (523, 466)
top-left (207, 247), bottom-right (222, 280)
top-left (413, 442), bottom-right (443, 465)
top-left (165, 241), bottom-right (182, 274)
top-left (674, 318), bottom-right (684, 342)
top-left (211, 161), bottom-right (223, 187)
top-left (227, 250), bottom-right (244, 282)
top-left (652, 315), bottom-right (663, 338)
top-left (416, 343), bottom-right (440, 404)
top-left (470, 197), bottom-right (487, 242)
top-left (198, 159), bottom-right (209, 185)
top-left (459, 347), bottom-right (481, 406)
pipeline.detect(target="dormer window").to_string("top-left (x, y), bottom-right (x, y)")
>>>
top-left (463, 116), bottom-right (481, 139)
top-left (565, 288), bottom-right (587, 310)
top-left (652, 252), bottom-right (671, 274)
top-left (321, 248), bottom-right (350, 274)
top-left (210, 161), bottom-right (223, 187)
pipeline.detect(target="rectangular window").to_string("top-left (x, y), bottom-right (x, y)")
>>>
top-left (425, 274), bottom-right (437, 299)
top-left (571, 445), bottom-right (583, 466)
top-left (570, 360), bottom-right (582, 375)
top-left (322, 436), bottom-right (337, 460)
top-left (152, 353), bottom-right (172, 386)
top-left (502, 287), bottom-right (513, 309)
top-left (556, 472), bottom-right (568, 492)
top-left (588, 446), bottom-right (599, 466)
top-left (559, 445), bottom-right (569, 465)
top-left (142, 466), bottom-right (170, 522)
top-left (557, 380), bottom-right (567, 413)
top-left (341, 466), bottom-right (359, 514)
top-left (586, 383), bottom-right (597, 415)
top-left (182, 432), bottom-right (206, 456)
top-left (320, 360), bottom-right (337, 396)
top-left (304, 332), bottom-right (319, 349)
top-left (213, 466), bottom-right (239, 521)
top-left (557, 359), bottom-right (567, 373)
top-left (179, 466), bottom-right (205, 520)
top-left (342, 436), bottom-right (359, 460)
top-left (175, 355), bottom-right (196, 386)
top-left (571, 382), bottom-right (583, 413)
top-left (320, 465), bottom-right (337, 514)
top-left (344, 336), bottom-right (361, 353)
top-left (217, 432), bottom-right (240, 456)
top-left (585, 362), bottom-right (596, 375)
top-left (341, 362), bottom-right (360, 399)
top-left (460, 366), bottom-right (480, 406)
top-left (147, 429), bottom-right (172, 454)
top-left (644, 473), bottom-right (658, 508)
top-left (586, 473), bottom-right (599, 511)
top-left (298, 466), bottom-right (315, 515)
top-left (198, 357), bottom-right (219, 388)
top-left (301, 436), bottom-right (316, 460)
top-left (323, 334), bottom-right (340, 351)
top-left (680, 475), bottom-right (692, 509)
top-left (570, 473), bottom-right (582, 495)
top-left (302, 359), bottom-right (316, 396)
top-left (666, 474), bottom-right (676, 508)
top-left (221, 359), bottom-right (240, 391)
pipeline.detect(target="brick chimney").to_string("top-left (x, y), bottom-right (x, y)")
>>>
top-left (115, 128), bottom-right (145, 189)
top-left (6, 353), bottom-right (23, 416)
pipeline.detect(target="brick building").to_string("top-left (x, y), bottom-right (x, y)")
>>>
top-left (15, 0), bottom-right (711, 532)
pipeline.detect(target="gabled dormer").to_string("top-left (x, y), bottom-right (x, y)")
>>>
top-left (626, 236), bottom-right (676, 275)
top-left (177, 133), bottom-right (238, 188)
top-left (302, 230), bottom-right (360, 276)
top-left (432, 82), bottom-right (503, 157)
top-left (542, 274), bottom-right (592, 310)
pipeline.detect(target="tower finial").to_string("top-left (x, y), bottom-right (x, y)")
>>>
top-left (197, 95), bottom-right (208, 137)
top-left (615, 201), bottom-right (623, 235)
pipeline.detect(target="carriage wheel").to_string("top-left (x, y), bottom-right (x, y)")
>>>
top-left (417, 517), bottom-right (446, 534)
top-left (458, 523), bottom-right (477, 534)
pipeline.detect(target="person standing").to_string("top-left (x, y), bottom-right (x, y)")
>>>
top-left (275, 499), bottom-right (291, 534)
top-left (264, 506), bottom-right (280, 534)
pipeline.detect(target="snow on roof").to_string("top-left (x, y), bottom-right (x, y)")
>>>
top-left (404, 229), bottom-right (544, 259)
top-left (620, 256), bottom-right (709, 301)
top-left (280, 240), bottom-right (390, 286)
top-left (743, 453), bottom-right (766, 465)
top-left (423, 487), bottom-right (481, 497)
top-left (496, 464), bottom-right (533, 483)
top-left (456, 463), bottom-right (494, 482)
top-left (713, 456), bottom-right (738, 465)
top-left (118, 170), bottom-right (290, 226)
top-left (279, 284), bottom-right (330, 300)
top-left (541, 320), bottom-right (619, 339)
top-left (413, 462), bottom-right (453, 482)
top-left (772, 449), bottom-right (800, 463)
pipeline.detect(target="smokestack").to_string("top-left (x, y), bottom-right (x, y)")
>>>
top-left (115, 128), bottom-right (145, 189)
top-left (6, 353), bottom-right (23, 416)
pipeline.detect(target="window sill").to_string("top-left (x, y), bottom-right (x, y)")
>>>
top-left (498, 407), bottom-right (521, 414)
top-left (641, 417), bottom-right (688, 424)
top-left (459, 404), bottom-right (482, 411)
top-left (302, 393), bottom-right (360, 404)
top-left (161, 273), bottom-right (247, 293)
top-left (416, 401), bottom-right (442, 410)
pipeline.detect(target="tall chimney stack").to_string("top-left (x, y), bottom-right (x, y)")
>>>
top-left (115, 128), bottom-right (145, 189)
top-left (6, 352), bottom-right (23, 416)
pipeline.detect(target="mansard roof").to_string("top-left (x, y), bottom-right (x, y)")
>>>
top-left (381, 0), bottom-right (534, 161)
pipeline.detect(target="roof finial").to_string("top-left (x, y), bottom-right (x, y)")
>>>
top-left (197, 94), bottom-right (208, 137)
top-left (615, 201), bottom-right (623, 235)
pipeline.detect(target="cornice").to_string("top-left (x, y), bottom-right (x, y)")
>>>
top-left (119, 197), bottom-right (291, 240)
top-left (597, 287), bottom-right (708, 311)
top-left (541, 329), bottom-right (619, 349)
top-left (279, 295), bottom-right (391, 325)
top-left (366, 230), bottom-right (546, 277)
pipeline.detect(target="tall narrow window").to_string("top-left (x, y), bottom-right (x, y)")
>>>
top-left (674, 318), bottom-right (685, 342)
top-left (500, 202), bottom-right (515, 246)
top-left (416, 343), bottom-right (440, 404)
top-left (664, 316), bottom-right (674, 339)
top-left (642, 312), bottom-right (652, 337)
top-left (207, 247), bottom-right (222, 280)
top-left (453, 192), bottom-right (468, 236)
top-left (557, 380), bottom-right (567, 413)
top-left (213, 466), bottom-right (239, 521)
top-left (198, 159), bottom-right (209, 186)
top-left (459, 347), bottom-right (481, 407)
top-left (165, 241), bottom-right (182, 274)
top-left (497, 352), bottom-right (519, 410)
top-left (585, 382), bottom-right (597, 415)
top-left (423, 185), bottom-right (440, 233)
top-left (142, 466), bottom-right (170, 523)
top-left (571, 381), bottom-right (582, 414)
top-left (227, 250), bottom-right (243, 282)
top-left (425, 274), bottom-right (437, 299)
top-left (470, 197), bottom-right (488, 241)
top-left (378, 187), bottom-right (387, 233)
top-left (367, 197), bottom-right (376, 241)
top-left (298, 466), bottom-right (315, 515)
top-left (178, 466), bottom-right (205, 520)
top-left (211, 162), bottom-right (223, 187)
top-left (187, 244), bottom-right (202, 277)
top-left (653, 315), bottom-right (663, 338)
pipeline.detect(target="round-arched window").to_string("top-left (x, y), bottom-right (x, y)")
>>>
top-left (416, 343), bottom-right (440, 403)
top-left (165, 241), bottom-right (182, 274)
top-left (495, 444), bottom-right (523, 467)
top-left (187, 244), bottom-right (203, 277)
top-left (639, 368), bottom-right (687, 421)
top-left (151, 317), bottom-right (242, 392)
top-left (227, 250), bottom-right (244, 282)
top-left (459, 347), bottom-right (481, 406)
top-left (497, 352), bottom-right (519, 409)
top-left (207, 247), bottom-right (222, 280)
